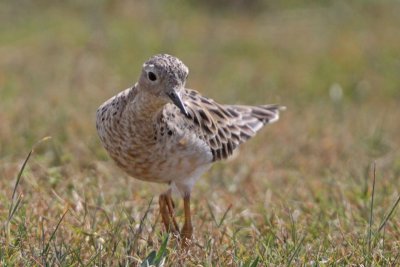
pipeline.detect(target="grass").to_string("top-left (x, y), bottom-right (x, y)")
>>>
top-left (1, 0), bottom-right (400, 265)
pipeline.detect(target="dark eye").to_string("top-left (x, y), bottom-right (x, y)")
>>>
top-left (148, 72), bottom-right (157, 81)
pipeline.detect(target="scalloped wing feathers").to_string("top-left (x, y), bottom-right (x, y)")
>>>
top-left (183, 89), bottom-right (284, 161)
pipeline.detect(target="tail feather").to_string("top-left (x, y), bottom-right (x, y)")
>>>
top-left (228, 104), bottom-right (285, 134)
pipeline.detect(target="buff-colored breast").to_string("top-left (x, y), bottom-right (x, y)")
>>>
top-left (96, 87), bottom-right (213, 185)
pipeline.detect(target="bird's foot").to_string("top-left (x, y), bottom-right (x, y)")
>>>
top-left (180, 223), bottom-right (193, 247)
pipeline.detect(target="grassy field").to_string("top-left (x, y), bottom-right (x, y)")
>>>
top-left (1, 0), bottom-right (400, 265)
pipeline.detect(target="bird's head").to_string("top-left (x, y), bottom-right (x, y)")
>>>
top-left (138, 54), bottom-right (189, 116)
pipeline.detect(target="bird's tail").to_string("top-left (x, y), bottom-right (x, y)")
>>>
top-left (227, 104), bottom-right (286, 135)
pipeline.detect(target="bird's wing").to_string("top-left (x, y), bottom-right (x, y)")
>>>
top-left (183, 89), bottom-right (285, 161)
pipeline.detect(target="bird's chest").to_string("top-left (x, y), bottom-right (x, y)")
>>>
top-left (107, 118), bottom-right (212, 183)
top-left (145, 125), bottom-right (213, 179)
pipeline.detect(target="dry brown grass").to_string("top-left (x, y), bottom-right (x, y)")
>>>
top-left (1, 1), bottom-right (400, 265)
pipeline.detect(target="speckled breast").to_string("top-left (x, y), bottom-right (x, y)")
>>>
top-left (97, 113), bottom-right (212, 184)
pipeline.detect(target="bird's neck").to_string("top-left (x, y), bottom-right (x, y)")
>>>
top-left (129, 88), bottom-right (166, 121)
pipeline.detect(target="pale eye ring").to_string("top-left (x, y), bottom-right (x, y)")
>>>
top-left (148, 71), bottom-right (157, 81)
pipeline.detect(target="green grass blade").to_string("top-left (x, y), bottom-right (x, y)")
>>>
top-left (207, 202), bottom-right (218, 226)
top-left (287, 234), bottom-right (305, 266)
top-left (218, 204), bottom-right (232, 227)
top-left (5, 137), bottom-right (52, 245)
top-left (154, 234), bottom-right (169, 266)
top-left (140, 234), bottom-right (169, 267)
top-left (8, 195), bottom-right (23, 222)
top-left (378, 194), bottom-right (400, 233)
top-left (141, 251), bottom-right (156, 267)
top-left (132, 197), bottom-right (153, 251)
top-left (42, 209), bottom-right (69, 258)
top-left (249, 256), bottom-right (259, 267)
top-left (367, 162), bottom-right (376, 262)
top-left (7, 150), bottom-right (32, 222)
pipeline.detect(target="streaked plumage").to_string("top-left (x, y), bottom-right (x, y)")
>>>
top-left (96, 54), bottom-right (285, 242)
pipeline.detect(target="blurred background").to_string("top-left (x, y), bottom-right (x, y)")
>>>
top-left (1, 0), bottom-right (400, 264)
top-left (1, 0), bottom-right (399, 157)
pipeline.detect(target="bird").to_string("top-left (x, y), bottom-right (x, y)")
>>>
top-left (96, 54), bottom-right (285, 245)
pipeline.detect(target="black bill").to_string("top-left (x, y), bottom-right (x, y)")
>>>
top-left (168, 91), bottom-right (189, 117)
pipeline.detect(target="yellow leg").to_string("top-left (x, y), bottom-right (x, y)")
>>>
top-left (181, 194), bottom-right (193, 246)
top-left (159, 190), bottom-right (179, 234)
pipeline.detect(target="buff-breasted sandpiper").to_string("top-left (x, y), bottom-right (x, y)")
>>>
top-left (96, 54), bottom-right (285, 244)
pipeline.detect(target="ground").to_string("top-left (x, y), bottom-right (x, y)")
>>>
top-left (1, 1), bottom-right (400, 266)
